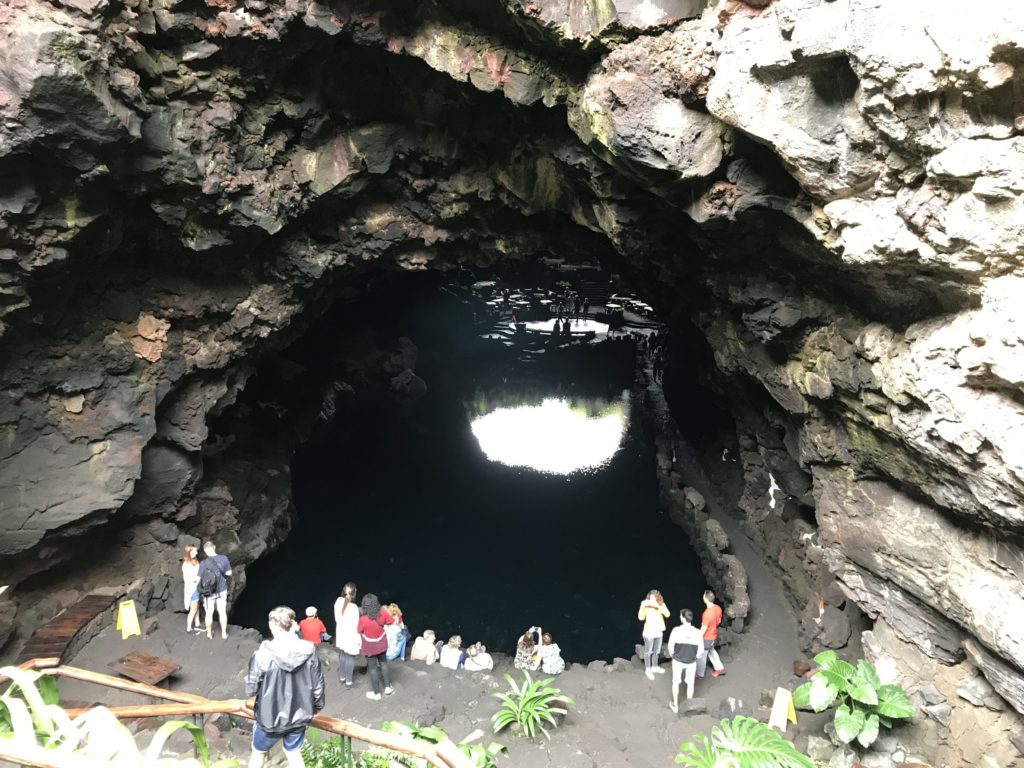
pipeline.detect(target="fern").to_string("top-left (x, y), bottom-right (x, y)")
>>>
top-left (675, 716), bottom-right (813, 768)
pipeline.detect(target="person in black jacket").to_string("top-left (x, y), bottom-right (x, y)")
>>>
top-left (245, 606), bottom-right (326, 767)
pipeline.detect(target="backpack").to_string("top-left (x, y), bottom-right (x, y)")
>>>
top-left (197, 561), bottom-right (221, 598)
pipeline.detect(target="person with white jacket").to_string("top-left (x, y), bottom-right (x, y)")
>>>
top-left (333, 582), bottom-right (360, 688)
top-left (181, 544), bottom-right (201, 633)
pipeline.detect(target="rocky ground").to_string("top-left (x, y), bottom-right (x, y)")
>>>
top-left (61, 600), bottom-right (809, 768)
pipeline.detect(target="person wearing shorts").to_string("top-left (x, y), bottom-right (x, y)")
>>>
top-left (667, 608), bottom-right (705, 713)
top-left (198, 541), bottom-right (232, 639)
top-left (245, 606), bottom-right (325, 768)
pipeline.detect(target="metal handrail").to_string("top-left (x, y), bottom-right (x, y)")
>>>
top-left (3, 658), bottom-right (473, 768)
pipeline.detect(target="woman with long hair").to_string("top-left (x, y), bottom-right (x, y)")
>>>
top-left (333, 582), bottom-right (360, 688)
top-left (357, 593), bottom-right (395, 700)
top-left (638, 589), bottom-right (670, 680)
top-left (514, 627), bottom-right (541, 671)
top-left (181, 544), bottom-right (201, 633)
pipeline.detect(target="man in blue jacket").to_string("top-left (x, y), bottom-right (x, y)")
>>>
top-left (245, 606), bottom-right (326, 767)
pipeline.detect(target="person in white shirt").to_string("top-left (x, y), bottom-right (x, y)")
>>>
top-left (667, 608), bottom-right (705, 713)
top-left (463, 643), bottom-right (494, 672)
top-left (439, 635), bottom-right (463, 670)
top-left (333, 582), bottom-right (360, 688)
top-left (538, 632), bottom-right (565, 675)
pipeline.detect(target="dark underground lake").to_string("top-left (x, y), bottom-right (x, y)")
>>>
top-left (233, 277), bottom-right (708, 662)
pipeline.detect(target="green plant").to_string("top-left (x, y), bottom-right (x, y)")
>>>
top-left (374, 722), bottom-right (506, 768)
top-left (300, 733), bottom-right (357, 768)
top-left (0, 665), bottom-right (236, 766)
top-left (675, 716), bottom-right (813, 768)
top-left (490, 672), bottom-right (573, 740)
top-left (792, 651), bottom-right (916, 748)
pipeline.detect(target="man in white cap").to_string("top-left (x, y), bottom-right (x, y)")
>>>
top-left (297, 606), bottom-right (330, 669)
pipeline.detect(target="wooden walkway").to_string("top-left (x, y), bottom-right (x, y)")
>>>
top-left (17, 594), bottom-right (116, 664)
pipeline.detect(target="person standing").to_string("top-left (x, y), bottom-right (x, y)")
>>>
top-left (245, 606), bottom-right (325, 768)
top-left (638, 589), bottom-right (670, 680)
top-left (667, 608), bottom-right (705, 713)
top-left (198, 541), bottom-right (232, 640)
top-left (696, 590), bottom-right (726, 679)
top-left (333, 583), bottom-right (360, 689)
top-left (181, 544), bottom-right (201, 634)
top-left (357, 593), bottom-right (395, 700)
top-left (298, 607), bottom-right (330, 669)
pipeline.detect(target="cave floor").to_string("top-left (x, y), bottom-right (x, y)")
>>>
top-left (59, 488), bottom-right (809, 767)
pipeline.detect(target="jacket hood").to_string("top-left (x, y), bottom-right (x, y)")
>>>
top-left (262, 633), bottom-right (315, 671)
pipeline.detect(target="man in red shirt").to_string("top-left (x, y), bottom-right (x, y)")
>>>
top-left (298, 607), bottom-right (330, 669)
top-left (696, 590), bottom-right (726, 678)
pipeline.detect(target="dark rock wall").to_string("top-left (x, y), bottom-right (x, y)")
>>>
top-left (1, 0), bottom-right (1022, 761)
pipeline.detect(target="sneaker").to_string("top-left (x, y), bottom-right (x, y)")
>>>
top-left (652, 667), bottom-right (665, 674)
top-left (712, 669), bottom-right (726, 677)
top-left (669, 702), bottom-right (678, 714)
top-left (384, 686), bottom-right (395, 696)
top-left (366, 692), bottom-right (382, 701)
top-left (645, 669), bottom-right (654, 680)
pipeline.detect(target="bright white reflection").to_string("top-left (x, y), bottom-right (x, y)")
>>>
top-left (470, 396), bottom-right (629, 475)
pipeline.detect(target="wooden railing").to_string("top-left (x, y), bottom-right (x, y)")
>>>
top-left (4, 658), bottom-right (473, 768)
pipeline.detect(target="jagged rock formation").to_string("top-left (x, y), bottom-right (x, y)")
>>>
top-left (1, 0), bottom-right (1023, 764)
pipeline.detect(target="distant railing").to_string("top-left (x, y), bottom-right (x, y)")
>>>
top-left (4, 658), bottom-right (473, 768)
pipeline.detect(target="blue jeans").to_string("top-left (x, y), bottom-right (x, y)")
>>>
top-left (252, 724), bottom-right (305, 753)
top-left (386, 630), bottom-right (409, 661)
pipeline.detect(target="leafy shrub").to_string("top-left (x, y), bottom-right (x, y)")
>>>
top-left (0, 665), bottom-right (236, 766)
top-left (792, 651), bottom-right (916, 748)
top-left (300, 732), bottom-right (357, 768)
top-left (490, 672), bottom-right (573, 740)
top-left (363, 722), bottom-right (506, 768)
top-left (675, 716), bottom-right (813, 768)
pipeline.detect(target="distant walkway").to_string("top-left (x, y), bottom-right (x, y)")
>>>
top-left (18, 594), bottom-right (115, 664)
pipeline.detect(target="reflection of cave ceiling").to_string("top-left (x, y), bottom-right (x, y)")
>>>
top-left (1, 0), bottom-right (1023, 756)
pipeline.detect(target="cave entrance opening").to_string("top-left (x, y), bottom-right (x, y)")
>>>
top-left (232, 272), bottom-right (707, 662)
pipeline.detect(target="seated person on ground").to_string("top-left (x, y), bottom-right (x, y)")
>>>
top-left (514, 626), bottom-right (541, 671)
top-left (439, 635), bottom-right (463, 670)
top-left (384, 603), bottom-right (409, 661)
top-left (538, 632), bottom-right (565, 675)
top-left (463, 642), bottom-right (494, 672)
top-left (410, 629), bottom-right (439, 665)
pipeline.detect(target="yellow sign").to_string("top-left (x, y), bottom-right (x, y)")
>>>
top-left (768, 687), bottom-right (797, 732)
top-left (116, 599), bottom-right (141, 640)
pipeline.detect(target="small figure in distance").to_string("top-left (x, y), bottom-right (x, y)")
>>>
top-left (538, 632), bottom-right (565, 675)
top-left (696, 590), bottom-right (726, 679)
top-left (667, 608), bottom-right (705, 714)
top-left (198, 540), bottom-right (232, 640)
top-left (384, 603), bottom-right (410, 662)
top-left (514, 627), bottom-right (542, 671)
top-left (357, 593), bottom-right (396, 700)
top-left (463, 642), bottom-right (494, 672)
top-left (245, 606), bottom-right (325, 768)
top-left (181, 544), bottom-right (201, 634)
top-left (298, 607), bottom-right (330, 669)
top-left (439, 635), bottom-right (463, 670)
top-left (410, 629), bottom-right (440, 665)
top-left (638, 589), bottom-right (670, 680)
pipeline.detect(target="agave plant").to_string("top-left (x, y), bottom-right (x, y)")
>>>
top-left (792, 651), bottom-right (916, 748)
top-left (675, 716), bottom-right (813, 768)
top-left (490, 672), bottom-right (573, 740)
top-left (0, 665), bottom-right (236, 767)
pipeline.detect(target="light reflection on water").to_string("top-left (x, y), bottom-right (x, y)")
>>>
top-left (469, 392), bottom-right (630, 475)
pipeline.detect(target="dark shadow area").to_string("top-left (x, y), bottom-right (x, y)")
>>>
top-left (233, 275), bottom-right (707, 661)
